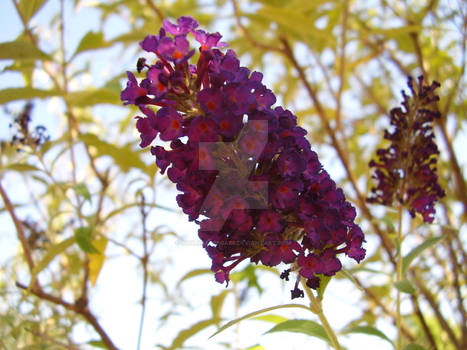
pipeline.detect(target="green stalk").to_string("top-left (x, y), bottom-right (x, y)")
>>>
top-left (396, 204), bottom-right (404, 350)
top-left (301, 279), bottom-right (342, 350)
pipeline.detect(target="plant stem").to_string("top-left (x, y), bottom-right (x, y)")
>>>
top-left (396, 204), bottom-right (404, 350)
top-left (301, 279), bottom-right (342, 350)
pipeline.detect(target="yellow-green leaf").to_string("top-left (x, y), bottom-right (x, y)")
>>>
top-left (210, 304), bottom-right (309, 339)
top-left (29, 237), bottom-right (76, 289)
top-left (75, 227), bottom-right (98, 254)
top-left (67, 88), bottom-right (119, 107)
top-left (78, 133), bottom-right (146, 172)
top-left (18, 0), bottom-right (48, 23)
top-left (264, 319), bottom-right (330, 344)
top-left (402, 236), bottom-right (444, 274)
top-left (88, 237), bottom-right (108, 286)
top-left (3, 163), bottom-right (40, 173)
top-left (169, 319), bottom-right (218, 350)
top-left (73, 31), bottom-right (110, 56)
top-left (343, 325), bottom-right (394, 346)
top-left (0, 87), bottom-right (61, 104)
top-left (0, 40), bottom-right (50, 61)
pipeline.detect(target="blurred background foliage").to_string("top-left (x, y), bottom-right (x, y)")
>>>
top-left (0, 0), bottom-right (465, 349)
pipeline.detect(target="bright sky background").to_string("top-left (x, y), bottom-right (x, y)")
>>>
top-left (1, 1), bottom-right (465, 350)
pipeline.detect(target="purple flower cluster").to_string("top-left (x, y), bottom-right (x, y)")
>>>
top-left (368, 76), bottom-right (445, 223)
top-left (122, 16), bottom-right (365, 296)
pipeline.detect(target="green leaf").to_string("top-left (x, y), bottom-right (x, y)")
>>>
top-left (253, 314), bottom-right (289, 324)
top-left (394, 278), bottom-right (416, 294)
top-left (372, 25), bottom-right (423, 37)
top-left (3, 163), bottom-right (40, 173)
top-left (245, 345), bottom-right (266, 350)
top-left (230, 264), bottom-right (263, 294)
top-left (29, 237), bottom-right (76, 289)
top-left (18, 0), bottom-right (48, 23)
top-left (316, 274), bottom-right (332, 301)
top-left (73, 31), bottom-right (110, 56)
top-left (78, 133), bottom-right (146, 172)
top-left (0, 87), bottom-right (61, 104)
top-left (71, 183), bottom-right (91, 202)
top-left (210, 290), bottom-right (229, 320)
top-left (336, 268), bottom-right (364, 291)
top-left (169, 319), bottom-right (217, 350)
top-left (343, 325), bottom-right (394, 346)
top-left (74, 227), bottom-right (98, 254)
top-left (402, 236), bottom-right (444, 273)
top-left (67, 88), bottom-right (119, 106)
top-left (86, 340), bottom-right (107, 349)
top-left (256, 6), bottom-right (334, 45)
top-left (176, 268), bottom-right (212, 287)
top-left (403, 344), bottom-right (427, 350)
top-left (210, 303), bottom-right (309, 338)
top-left (0, 40), bottom-right (50, 61)
top-left (265, 319), bottom-right (330, 344)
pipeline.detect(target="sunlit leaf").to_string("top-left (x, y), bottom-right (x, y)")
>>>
top-left (342, 325), bottom-right (394, 346)
top-left (253, 314), bottom-right (289, 324)
top-left (18, 0), bottom-right (48, 23)
top-left (402, 236), bottom-right (444, 273)
top-left (67, 88), bottom-right (119, 106)
top-left (29, 237), bottom-right (76, 289)
top-left (404, 343), bottom-right (427, 350)
top-left (176, 268), bottom-right (212, 287)
top-left (73, 31), bottom-right (111, 56)
top-left (210, 290), bottom-right (229, 320)
top-left (169, 319), bottom-right (218, 350)
top-left (0, 40), bottom-right (50, 61)
top-left (210, 304), bottom-right (309, 338)
top-left (86, 340), bottom-right (107, 349)
top-left (404, 344), bottom-right (427, 350)
top-left (78, 133), bottom-right (146, 172)
top-left (3, 163), bottom-right (40, 173)
top-left (264, 319), bottom-right (330, 344)
top-left (75, 227), bottom-right (98, 254)
top-left (316, 274), bottom-right (332, 300)
top-left (88, 237), bottom-right (108, 286)
top-left (394, 278), bottom-right (416, 294)
top-left (71, 183), bottom-right (91, 202)
top-left (0, 87), bottom-right (61, 104)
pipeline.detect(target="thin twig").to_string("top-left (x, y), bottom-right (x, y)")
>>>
top-left (231, 0), bottom-right (284, 53)
top-left (16, 282), bottom-right (119, 350)
top-left (334, 0), bottom-right (350, 131)
top-left (412, 273), bottom-right (461, 349)
top-left (0, 182), bottom-right (35, 273)
top-left (137, 193), bottom-right (149, 350)
top-left (144, 0), bottom-right (165, 22)
top-left (409, 295), bottom-right (439, 350)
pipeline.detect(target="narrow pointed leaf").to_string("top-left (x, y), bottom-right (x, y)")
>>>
top-left (75, 227), bottom-right (98, 253)
top-left (403, 344), bottom-right (427, 350)
top-left (402, 236), bottom-right (444, 273)
top-left (0, 87), bottom-right (61, 104)
top-left (394, 278), bottom-right (416, 294)
top-left (88, 238), bottom-right (108, 286)
top-left (73, 31), bottom-right (110, 56)
top-left (18, 0), bottom-right (48, 22)
top-left (0, 40), bottom-right (50, 61)
top-left (169, 319), bottom-right (218, 350)
top-left (343, 325), bottom-right (394, 346)
top-left (210, 304), bottom-right (309, 338)
top-left (176, 268), bottom-right (212, 287)
top-left (29, 237), bottom-right (76, 289)
top-left (265, 319), bottom-right (330, 344)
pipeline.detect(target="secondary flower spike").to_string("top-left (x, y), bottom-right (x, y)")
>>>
top-left (122, 16), bottom-right (365, 296)
top-left (367, 76), bottom-right (445, 223)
